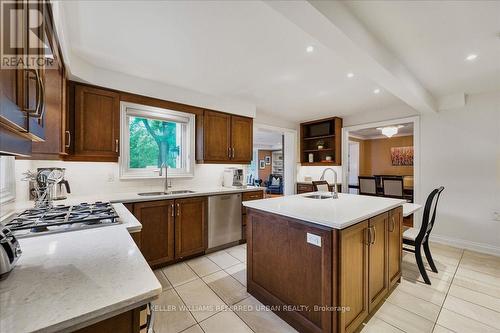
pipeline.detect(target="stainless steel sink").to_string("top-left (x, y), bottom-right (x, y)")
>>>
top-left (303, 194), bottom-right (333, 199)
top-left (138, 190), bottom-right (196, 196)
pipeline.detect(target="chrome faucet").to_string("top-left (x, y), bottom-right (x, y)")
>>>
top-left (320, 168), bottom-right (339, 199)
top-left (158, 162), bottom-right (172, 193)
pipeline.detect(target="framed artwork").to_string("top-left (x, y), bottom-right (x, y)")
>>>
top-left (391, 146), bottom-right (414, 166)
top-left (265, 156), bottom-right (271, 165)
top-left (259, 160), bottom-right (266, 169)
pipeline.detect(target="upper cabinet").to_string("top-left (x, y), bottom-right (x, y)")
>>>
top-left (65, 84), bottom-right (120, 162)
top-left (197, 110), bottom-right (253, 164)
top-left (300, 117), bottom-right (342, 166)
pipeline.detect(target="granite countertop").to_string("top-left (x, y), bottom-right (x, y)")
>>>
top-left (243, 192), bottom-right (405, 229)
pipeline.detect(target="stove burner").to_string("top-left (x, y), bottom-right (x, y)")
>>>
top-left (6, 202), bottom-right (120, 237)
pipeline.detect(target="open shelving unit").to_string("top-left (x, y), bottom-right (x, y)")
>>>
top-left (300, 117), bottom-right (342, 166)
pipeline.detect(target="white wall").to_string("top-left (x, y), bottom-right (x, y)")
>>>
top-left (345, 91), bottom-right (500, 254)
top-left (297, 166), bottom-right (343, 185)
top-left (13, 160), bottom-right (248, 203)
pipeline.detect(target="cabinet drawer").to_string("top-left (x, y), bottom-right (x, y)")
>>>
top-left (242, 190), bottom-right (264, 201)
top-left (297, 184), bottom-right (314, 193)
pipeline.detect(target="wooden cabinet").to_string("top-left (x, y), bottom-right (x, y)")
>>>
top-left (388, 206), bottom-right (403, 288)
top-left (67, 85), bottom-right (120, 161)
top-left (300, 117), bottom-right (342, 166)
top-left (202, 111), bottom-right (231, 161)
top-left (133, 200), bottom-right (175, 266)
top-left (297, 183), bottom-right (314, 194)
top-left (339, 221), bottom-right (369, 333)
top-left (368, 212), bottom-right (389, 312)
top-left (74, 305), bottom-right (144, 333)
top-left (241, 190), bottom-right (264, 241)
top-left (174, 197), bottom-right (207, 259)
top-left (198, 110), bottom-right (253, 163)
top-left (231, 115), bottom-right (253, 162)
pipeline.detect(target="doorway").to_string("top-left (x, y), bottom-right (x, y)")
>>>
top-left (249, 124), bottom-right (297, 196)
top-left (348, 140), bottom-right (360, 194)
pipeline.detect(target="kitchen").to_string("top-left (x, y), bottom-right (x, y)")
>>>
top-left (1, 1), bottom-right (500, 333)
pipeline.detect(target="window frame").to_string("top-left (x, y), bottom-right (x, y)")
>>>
top-left (119, 101), bottom-right (195, 179)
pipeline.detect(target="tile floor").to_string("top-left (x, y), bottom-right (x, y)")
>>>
top-left (152, 242), bottom-right (500, 333)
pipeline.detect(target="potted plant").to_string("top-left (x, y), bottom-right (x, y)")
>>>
top-left (316, 140), bottom-right (325, 150)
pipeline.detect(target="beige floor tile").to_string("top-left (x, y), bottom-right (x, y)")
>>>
top-left (225, 262), bottom-right (247, 286)
top-left (152, 289), bottom-right (196, 333)
top-left (402, 269), bottom-right (452, 293)
top-left (449, 284), bottom-right (500, 312)
top-left (453, 274), bottom-right (500, 299)
top-left (186, 256), bottom-right (221, 277)
top-left (180, 325), bottom-right (204, 333)
top-left (374, 301), bottom-right (434, 333)
top-left (203, 270), bottom-right (249, 305)
top-left (403, 252), bottom-right (458, 275)
top-left (361, 317), bottom-right (404, 333)
top-left (155, 269), bottom-right (173, 291)
top-left (463, 250), bottom-right (500, 266)
top-left (199, 309), bottom-right (253, 333)
top-left (456, 267), bottom-right (500, 288)
top-left (175, 278), bottom-right (227, 322)
top-left (460, 255), bottom-right (500, 278)
top-left (207, 250), bottom-right (241, 269)
top-left (226, 246), bottom-right (247, 262)
top-left (432, 325), bottom-right (455, 333)
top-left (234, 296), bottom-right (298, 333)
top-left (162, 263), bottom-right (198, 288)
top-left (436, 308), bottom-right (500, 333)
top-left (429, 241), bottom-right (463, 256)
top-left (396, 278), bottom-right (447, 306)
top-left (386, 289), bottom-right (441, 322)
top-left (443, 295), bottom-right (500, 329)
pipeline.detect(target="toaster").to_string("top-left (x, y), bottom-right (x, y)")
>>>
top-left (0, 227), bottom-right (22, 277)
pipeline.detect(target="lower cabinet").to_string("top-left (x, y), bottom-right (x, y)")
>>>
top-left (133, 200), bottom-right (175, 266)
top-left (73, 305), bottom-right (145, 333)
top-left (340, 207), bottom-right (402, 333)
top-left (131, 197), bottom-right (207, 267)
top-left (241, 190), bottom-right (264, 241)
top-left (174, 197), bottom-right (207, 259)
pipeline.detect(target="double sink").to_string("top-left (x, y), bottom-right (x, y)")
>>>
top-left (138, 190), bottom-right (196, 196)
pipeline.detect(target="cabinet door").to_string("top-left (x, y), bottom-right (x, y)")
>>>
top-left (175, 197), bottom-right (207, 259)
top-left (203, 111), bottom-right (231, 161)
top-left (74, 85), bottom-right (120, 160)
top-left (368, 212), bottom-right (389, 312)
top-left (339, 221), bottom-right (369, 333)
top-left (297, 184), bottom-right (314, 194)
top-left (388, 206), bottom-right (403, 288)
top-left (231, 115), bottom-right (252, 163)
top-left (133, 200), bottom-right (175, 266)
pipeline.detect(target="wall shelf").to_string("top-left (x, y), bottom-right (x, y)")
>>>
top-left (300, 117), bottom-right (342, 166)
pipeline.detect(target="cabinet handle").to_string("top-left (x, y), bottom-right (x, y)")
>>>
top-left (370, 226), bottom-right (376, 244)
top-left (22, 68), bottom-right (45, 119)
top-left (176, 203), bottom-right (180, 216)
top-left (364, 228), bottom-right (370, 245)
top-left (232, 147), bottom-right (235, 158)
top-left (171, 203), bottom-right (174, 217)
top-left (65, 131), bottom-right (71, 148)
top-left (389, 217), bottom-right (395, 232)
top-left (115, 139), bottom-right (119, 153)
top-left (228, 147), bottom-right (231, 158)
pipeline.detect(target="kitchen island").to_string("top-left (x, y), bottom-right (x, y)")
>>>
top-left (243, 193), bottom-right (406, 333)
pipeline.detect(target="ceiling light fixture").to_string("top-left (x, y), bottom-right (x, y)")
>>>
top-left (376, 125), bottom-right (404, 138)
top-left (465, 54), bottom-right (478, 61)
top-left (347, 72), bottom-right (354, 78)
top-left (373, 88), bottom-right (381, 94)
top-left (306, 45), bottom-right (314, 53)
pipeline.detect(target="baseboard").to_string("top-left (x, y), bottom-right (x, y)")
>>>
top-left (430, 233), bottom-right (500, 256)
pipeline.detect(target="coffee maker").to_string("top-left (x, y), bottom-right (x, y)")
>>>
top-left (29, 167), bottom-right (71, 201)
top-left (223, 168), bottom-right (244, 188)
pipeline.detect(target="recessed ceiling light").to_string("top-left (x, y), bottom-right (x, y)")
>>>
top-left (373, 88), bottom-right (381, 94)
top-left (306, 45), bottom-right (314, 53)
top-left (347, 72), bottom-right (354, 78)
top-left (465, 54), bottom-right (478, 61)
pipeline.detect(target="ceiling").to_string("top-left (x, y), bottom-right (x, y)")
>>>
top-left (350, 122), bottom-right (413, 140)
top-left (345, 0), bottom-right (500, 97)
top-left (59, 1), bottom-right (500, 123)
top-left (60, 0), bottom-right (403, 122)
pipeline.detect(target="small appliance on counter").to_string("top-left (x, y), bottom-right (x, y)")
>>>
top-left (0, 227), bottom-right (22, 277)
top-left (223, 168), bottom-right (245, 188)
top-left (28, 167), bottom-right (71, 201)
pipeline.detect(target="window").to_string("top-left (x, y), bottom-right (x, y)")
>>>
top-left (120, 102), bottom-right (195, 179)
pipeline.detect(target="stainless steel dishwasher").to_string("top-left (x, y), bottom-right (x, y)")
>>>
top-left (208, 193), bottom-right (242, 249)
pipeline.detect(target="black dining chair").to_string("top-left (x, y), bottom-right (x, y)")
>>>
top-left (403, 186), bottom-right (445, 285)
top-left (358, 176), bottom-right (377, 196)
top-left (382, 176), bottom-right (405, 199)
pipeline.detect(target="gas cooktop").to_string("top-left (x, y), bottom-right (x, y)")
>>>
top-left (5, 202), bottom-right (120, 238)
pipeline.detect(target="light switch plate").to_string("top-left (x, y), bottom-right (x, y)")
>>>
top-left (306, 233), bottom-right (321, 247)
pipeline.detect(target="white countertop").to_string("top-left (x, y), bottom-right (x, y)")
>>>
top-left (0, 225), bottom-right (161, 333)
top-left (403, 203), bottom-right (422, 217)
top-left (243, 192), bottom-right (406, 229)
